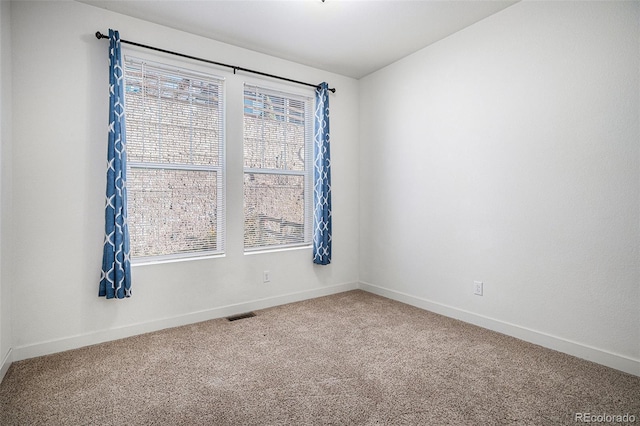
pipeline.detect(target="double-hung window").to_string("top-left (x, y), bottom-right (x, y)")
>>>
top-left (124, 57), bottom-right (225, 262)
top-left (243, 84), bottom-right (313, 251)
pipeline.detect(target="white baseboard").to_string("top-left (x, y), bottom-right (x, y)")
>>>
top-left (0, 348), bottom-right (12, 384)
top-left (12, 281), bottom-right (359, 362)
top-left (358, 281), bottom-right (640, 377)
top-left (12, 280), bottom-right (637, 378)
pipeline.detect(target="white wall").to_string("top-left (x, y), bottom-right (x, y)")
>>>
top-left (5, 0), bottom-right (639, 377)
top-left (359, 1), bottom-right (639, 375)
top-left (0, 0), bottom-right (14, 380)
top-left (9, 0), bottom-right (359, 359)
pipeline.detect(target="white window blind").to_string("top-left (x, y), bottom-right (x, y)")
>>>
top-left (124, 57), bottom-right (225, 261)
top-left (243, 84), bottom-right (313, 251)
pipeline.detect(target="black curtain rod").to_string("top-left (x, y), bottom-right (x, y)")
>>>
top-left (95, 31), bottom-right (336, 93)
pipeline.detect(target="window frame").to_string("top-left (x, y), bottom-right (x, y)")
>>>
top-left (242, 81), bottom-right (314, 253)
top-left (123, 52), bottom-right (227, 264)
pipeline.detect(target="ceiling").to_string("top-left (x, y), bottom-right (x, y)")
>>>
top-left (80, 0), bottom-right (518, 79)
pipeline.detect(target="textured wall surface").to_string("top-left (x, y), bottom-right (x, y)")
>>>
top-left (3, 0), bottom-right (639, 377)
top-left (359, 1), bottom-right (639, 368)
top-left (0, 0), bottom-right (13, 375)
top-left (9, 0), bottom-right (360, 358)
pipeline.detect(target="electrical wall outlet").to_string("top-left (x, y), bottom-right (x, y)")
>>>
top-left (473, 281), bottom-right (483, 296)
top-left (263, 270), bottom-right (271, 283)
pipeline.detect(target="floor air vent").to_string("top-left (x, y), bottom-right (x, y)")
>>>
top-left (226, 312), bottom-right (256, 322)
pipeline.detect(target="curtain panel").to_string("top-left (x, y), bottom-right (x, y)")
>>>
top-left (313, 82), bottom-right (332, 265)
top-left (99, 29), bottom-right (132, 299)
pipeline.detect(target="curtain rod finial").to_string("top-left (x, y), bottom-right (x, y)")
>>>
top-left (95, 31), bottom-right (105, 40)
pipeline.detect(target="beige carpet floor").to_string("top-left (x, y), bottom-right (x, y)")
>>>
top-left (1, 290), bottom-right (638, 425)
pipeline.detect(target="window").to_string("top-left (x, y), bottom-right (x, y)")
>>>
top-left (124, 57), bottom-right (225, 261)
top-left (243, 84), bottom-right (313, 251)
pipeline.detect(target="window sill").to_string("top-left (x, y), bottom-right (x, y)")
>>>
top-left (244, 244), bottom-right (312, 256)
top-left (132, 253), bottom-right (225, 267)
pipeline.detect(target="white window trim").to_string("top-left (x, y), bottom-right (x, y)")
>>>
top-left (123, 52), bottom-right (227, 263)
top-left (242, 81), bottom-right (314, 253)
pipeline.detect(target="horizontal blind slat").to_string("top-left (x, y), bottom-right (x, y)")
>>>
top-left (124, 56), bottom-right (225, 259)
top-left (243, 84), bottom-right (313, 250)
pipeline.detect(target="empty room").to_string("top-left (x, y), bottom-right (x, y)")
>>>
top-left (0, 0), bottom-right (638, 424)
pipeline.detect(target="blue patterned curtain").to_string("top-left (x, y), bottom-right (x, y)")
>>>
top-left (99, 29), bottom-right (132, 299)
top-left (313, 82), bottom-right (332, 265)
